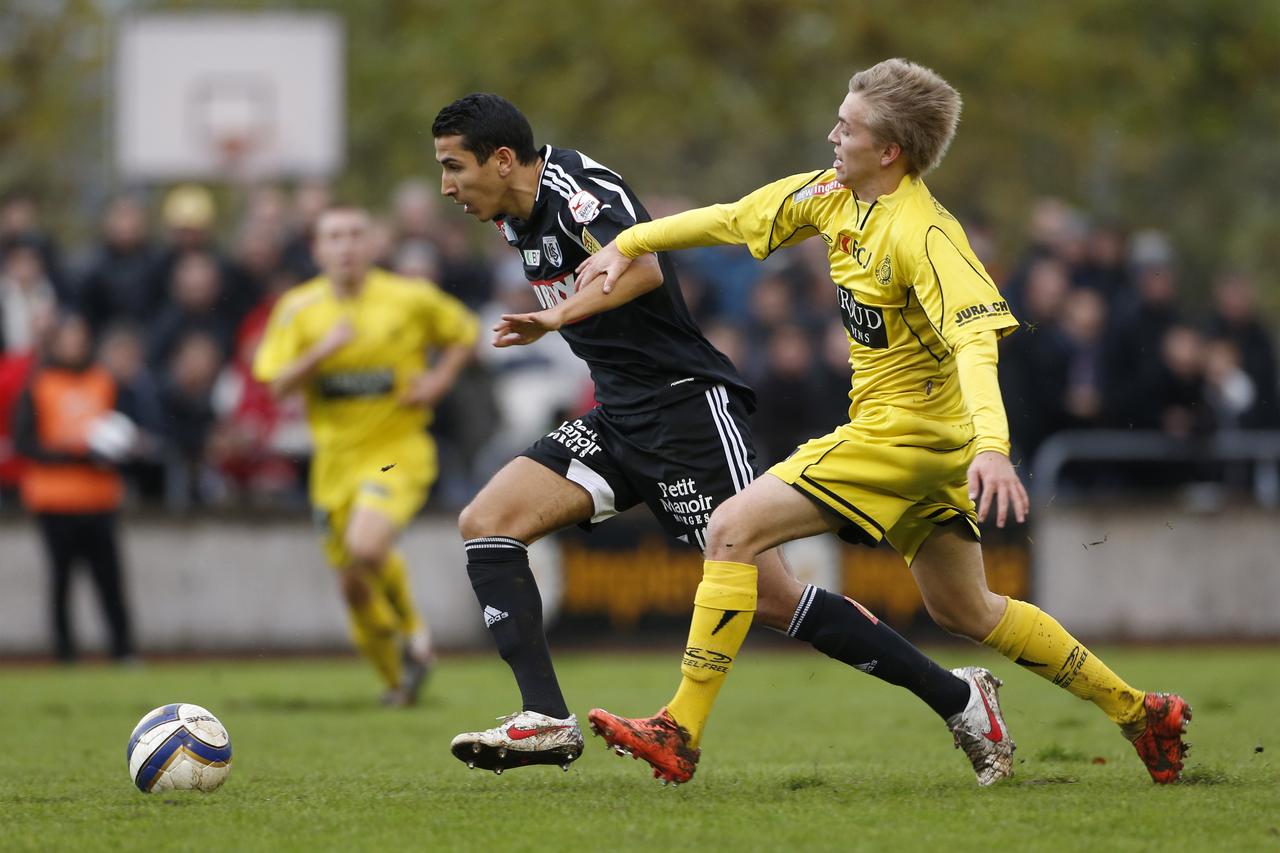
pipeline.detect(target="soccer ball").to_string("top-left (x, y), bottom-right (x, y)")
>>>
top-left (126, 703), bottom-right (232, 793)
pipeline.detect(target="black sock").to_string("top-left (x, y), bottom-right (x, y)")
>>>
top-left (788, 585), bottom-right (969, 720)
top-left (465, 537), bottom-right (569, 719)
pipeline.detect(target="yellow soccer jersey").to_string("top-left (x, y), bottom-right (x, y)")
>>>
top-left (619, 170), bottom-right (1019, 452)
top-left (252, 268), bottom-right (478, 455)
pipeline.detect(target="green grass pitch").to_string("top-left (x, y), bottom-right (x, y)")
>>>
top-left (1, 646), bottom-right (1277, 851)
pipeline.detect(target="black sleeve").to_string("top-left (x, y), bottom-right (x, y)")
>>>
top-left (11, 385), bottom-right (94, 464)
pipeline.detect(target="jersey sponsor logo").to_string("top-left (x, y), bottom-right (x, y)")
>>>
top-left (791, 177), bottom-right (845, 204)
top-left (836, 287), bottom-right (888, 349)
top-left (530, 271), bottom-right (576, 310)
top-left (835, 231), bottom-right (873, 269)
top-left (582, 227), bottom-right (602, 255)
top-left (547, 418), bottom-right (603, 458)
top-left (567, 189), bottom-right (601, 224)
top-left (315, 369), bottom-right (394, 399)
top-left (875, 255), bottom-right (892, 286)
top-left (953, 300), bottom-right (1011, 328)
top-left (542, 235), bottom-right (563, 267)
top-left (523, 249), bottom-right (541, 267)
top-left (658, 476), bottom-right (715, 528)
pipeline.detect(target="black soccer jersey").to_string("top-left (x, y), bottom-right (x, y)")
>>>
top-left (494, 145), bottom-right (753, 416)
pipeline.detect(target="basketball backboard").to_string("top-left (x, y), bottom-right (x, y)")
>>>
top-left (115, 13), bottom-right (344, 181)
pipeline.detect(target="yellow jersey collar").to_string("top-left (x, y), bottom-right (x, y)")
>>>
top-left (851, 173), bottom-right (919, 231)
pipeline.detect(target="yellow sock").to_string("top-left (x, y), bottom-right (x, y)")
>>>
top-left (985, 597), bottom-right (1145, 727)
top-left (348, 586), bottom-right (402, 689)
top-left (666, 560), bottom-right (757, 748)
top-left (378, 552), bottom-right (425, 637)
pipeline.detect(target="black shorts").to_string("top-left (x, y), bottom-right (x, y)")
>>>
top-left (521, 383), bottom-right (758, 550)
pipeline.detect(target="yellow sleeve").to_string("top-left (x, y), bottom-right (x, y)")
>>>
top-left (952, 332), bottom-right (1011, 456)
top-left (912, 225), bottom-right (1018, 350)
top-left (252, 296), bottom-right (306, 383)
top-left (617, 171), bottom-right (829, 260)
top-left (415, 281), bottom-right (479, 349)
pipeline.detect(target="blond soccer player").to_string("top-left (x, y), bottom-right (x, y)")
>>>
top-left (580, 59), bottom-right (1190, 785)
top-left (254, 206), bottom-right (478, 705)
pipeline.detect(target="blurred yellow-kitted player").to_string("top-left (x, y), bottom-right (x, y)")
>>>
top-left (253, 205), bottom-right (478, 705)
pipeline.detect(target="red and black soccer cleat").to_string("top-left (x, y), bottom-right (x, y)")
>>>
top-left (1128, 692), bottom-right (1192, 783)
top-left (587, 706), bottom-right (701, 785)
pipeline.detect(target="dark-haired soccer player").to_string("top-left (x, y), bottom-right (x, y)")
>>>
top-left (432, 93), bottom-right (1015, 784)
top-left (579, 58), bottom-right (1190, 785)
top-left (254, 206), bottom-right (478, 706)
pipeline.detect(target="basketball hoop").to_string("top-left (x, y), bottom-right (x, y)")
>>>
top-left (214, 129), bottom-right (256, 182)
top-left (196, 76), bottom-right (272, 183)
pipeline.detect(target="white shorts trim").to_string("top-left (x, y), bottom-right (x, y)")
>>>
top-left (566, 458), bottom-right (618, 524)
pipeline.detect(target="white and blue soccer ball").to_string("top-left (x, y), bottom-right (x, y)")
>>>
top-left (127, 703), bottom-right (232, 793)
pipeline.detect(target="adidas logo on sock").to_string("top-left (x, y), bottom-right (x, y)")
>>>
top-left (483, 605), bottom-right (510, 628)
top-left (854, 659), bottom-right (879, 674)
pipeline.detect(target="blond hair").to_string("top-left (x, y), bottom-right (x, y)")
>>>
top-left (848, 59), bottom-right (961, 176)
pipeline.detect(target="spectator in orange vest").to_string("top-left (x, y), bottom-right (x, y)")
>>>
top-left (11, 313), bottom-right (136, 663)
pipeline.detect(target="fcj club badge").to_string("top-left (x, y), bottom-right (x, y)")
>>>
top-left (542, 236), bottom-right (563, 267)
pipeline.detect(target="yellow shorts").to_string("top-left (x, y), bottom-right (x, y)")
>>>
top-left (311, 433), bottom-right (437, 568)
top-left (767, 404), bottom-right (980, 564)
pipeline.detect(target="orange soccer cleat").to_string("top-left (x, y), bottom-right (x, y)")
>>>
top-left (587, 707), bottom-right (701, 785)
top-left (1127, 692), bottom-right (1192, 783)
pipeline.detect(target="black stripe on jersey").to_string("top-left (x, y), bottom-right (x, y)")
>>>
top-left (897, 434), bottom-right (977, 454)
top-left (900, 290), bottom-right (945, 364)
top-left (922, 224), bottom-right (1005, 335)
top-left (799, 474), bottom-right (886, 536)
top-left (766, 171), bottom-right (826, 258)
top-left (858, 199), bottom-right (879, 231)
top-left (929, 226), bottom-right (1003, 297)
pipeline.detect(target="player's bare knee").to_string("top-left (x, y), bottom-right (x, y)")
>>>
top-left (457, 498), bottom-right (489, 540)
top-left (458, 494), bottom-right (527, 541)
top-left (344, 537), bottom-right (387, 571)
top-left (703, 501), bottom-right (763, 562)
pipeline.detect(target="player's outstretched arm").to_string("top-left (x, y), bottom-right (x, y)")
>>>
top-left (577, 172), bottom-right (832, 297)
top-left (494, 254), bottom-right (664, 347)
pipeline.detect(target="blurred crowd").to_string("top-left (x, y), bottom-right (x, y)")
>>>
top-left (0, 185), bottom-right (1276, 513)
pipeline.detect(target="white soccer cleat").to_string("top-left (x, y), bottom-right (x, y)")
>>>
top-left (450, 710), bottom-right (584, 773)
top-left (946, 666), bottom-right (1016, 786)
